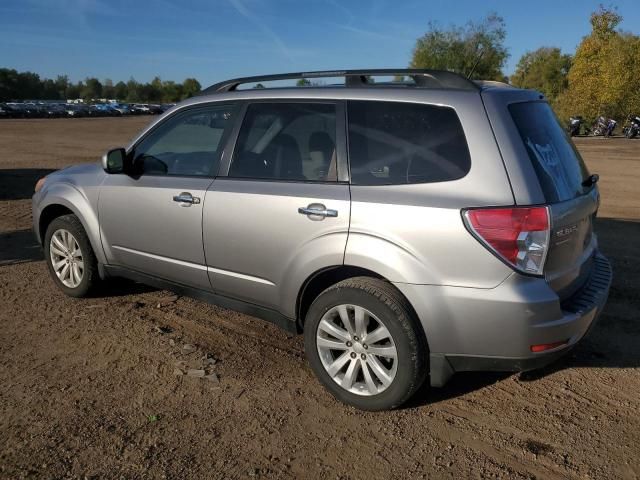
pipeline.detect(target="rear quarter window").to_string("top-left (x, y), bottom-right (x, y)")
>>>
top-left (509, 101), bottom-right (590, 202)
top-left (347, 101), bottom-right (471, 185)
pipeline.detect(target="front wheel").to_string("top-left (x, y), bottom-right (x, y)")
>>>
top-left (304, 277), bottom-right (427, 411)
top-left (44, 214), bottom-right (100, 297)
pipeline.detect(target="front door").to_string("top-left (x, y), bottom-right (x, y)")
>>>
top-left (203, 101), bottom-right (350, 316)
top-left (99, 103), bottom-right (238, 290)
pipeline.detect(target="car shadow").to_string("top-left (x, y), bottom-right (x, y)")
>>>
top-left (0, 229), bottom-right (42, 265)
top-left (407, 217), bottom-right (640, 408)
top-left (0, 228), bottom-right (156, 296)
top-left (0, 168), bottom-right (57, 201)
top-left (93, 278), bottom-right (158, 298)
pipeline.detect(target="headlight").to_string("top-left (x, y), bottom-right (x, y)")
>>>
top-left (34, 177), bottom-right (47, 193)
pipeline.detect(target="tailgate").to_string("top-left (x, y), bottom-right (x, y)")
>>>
top-left (546, 189), bottom-right (599, 299)
top-left (508, 101), bottom-right (598, 300)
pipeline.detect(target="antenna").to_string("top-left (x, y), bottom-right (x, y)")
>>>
top-left (466, 46), bottom-right (485, 79)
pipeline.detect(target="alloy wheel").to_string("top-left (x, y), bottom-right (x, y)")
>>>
top-left (316, 304), bottom-right (398, 396)
top-left (49, 229), bottom-right (84, 288)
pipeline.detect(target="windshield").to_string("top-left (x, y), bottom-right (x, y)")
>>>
top-left (509, 101), bottom-right (590, 203)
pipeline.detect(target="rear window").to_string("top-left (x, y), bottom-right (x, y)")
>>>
top-left (347, 101), bottom-right (471, 185)
top-left (509, 102), bottom-right (590, 202)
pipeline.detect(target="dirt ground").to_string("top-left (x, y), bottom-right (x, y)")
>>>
top-left (0, 117), bottom-right (638, 479)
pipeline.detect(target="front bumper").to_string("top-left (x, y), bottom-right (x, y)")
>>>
top-left (395, 252), bottom-right (612, 387)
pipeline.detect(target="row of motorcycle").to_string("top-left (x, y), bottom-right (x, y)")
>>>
top-left (568, 115), bottom-right (640, 138)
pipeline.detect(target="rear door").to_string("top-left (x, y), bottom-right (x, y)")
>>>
top-left (508, 101), bottom-right (598, 299)
top-left (202, 101), bottom-right (350, 316)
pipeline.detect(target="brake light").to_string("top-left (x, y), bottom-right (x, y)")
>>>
top-left (463, 206), bottom-right (550, 276)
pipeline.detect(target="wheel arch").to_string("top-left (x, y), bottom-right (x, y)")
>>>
top-left (38, 204), bottom-right (75, 243)
top-left (36, 188), bottom-right (105, 265)
top-left (296, 266), bottom-right (424, 339)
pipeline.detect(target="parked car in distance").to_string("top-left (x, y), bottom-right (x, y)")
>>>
top-left (32, 69), bottom-right (612, 410)
top-left (130, 103), bottom-right (151, 114)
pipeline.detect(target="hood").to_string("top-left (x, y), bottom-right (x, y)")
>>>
top-left (52, 162), bottom-right (104, 177)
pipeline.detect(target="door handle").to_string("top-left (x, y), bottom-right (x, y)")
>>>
top-left (173, 192), bottom-right (201, 206)
top-left (298, 204), bottom-right (338, 218)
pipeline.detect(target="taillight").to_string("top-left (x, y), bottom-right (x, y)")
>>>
top-left (463, 206), bottom-right (550, 276)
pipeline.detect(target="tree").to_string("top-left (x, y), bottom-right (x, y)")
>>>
top-left (54, 75), bottom-right (69, 99)
top-left (41, 78), bottom-right (59, 99)
top-left (556, 6), bottom-right (640, 121)
top-left (147, 76), bottom-right (163, 102)
top-left (510, 47), bottom-right (572, 103)
top-left (66, 81), bottom-right (82, 100)
top-left (81, 77), bottom-right (102, 101)
top-left (296, 79), bottom-right (311, 86)
top-left (102, 78), bottom-right (115, 99)
top-left (161, 80), bottom-right (183, 102)
top-left (410, 13), bottom-right (509, 80)
top-left (114, 81), bottom-right (127, 100)
top-left (181, 78), bottom-right (201, 99)
top-left (126, 77), bottom-right (141, 102)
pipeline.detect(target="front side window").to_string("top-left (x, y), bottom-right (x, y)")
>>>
top-left (229, 103), bottom-right (337, 182)
top-left (131, 104), bottom-right (236, 177)
top-left (347, 100), bottom-right (471, 185)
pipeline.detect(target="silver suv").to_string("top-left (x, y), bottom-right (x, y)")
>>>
top-left (32, 69), bottom-right (612, 410)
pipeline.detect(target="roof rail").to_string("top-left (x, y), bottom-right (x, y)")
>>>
top-left (199, 69), bottom-right (479, 95)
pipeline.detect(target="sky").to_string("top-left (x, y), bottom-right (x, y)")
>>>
top-left (1, 0), bottom-right (639, 87)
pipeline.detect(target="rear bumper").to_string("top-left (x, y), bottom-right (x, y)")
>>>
top-left (394, 252), bottom-right (612, 387)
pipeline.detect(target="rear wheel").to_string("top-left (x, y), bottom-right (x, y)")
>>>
top-left (304, 277), bottom-right (427, 410)
top-left (44, 214), bottom-right (99, 297)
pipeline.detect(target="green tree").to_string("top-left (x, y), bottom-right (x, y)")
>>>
top-left (54, 75), bottom-right (69, 99)
top-left (146, 76), bottom-right (163, 102)
top-left (126, 77), bottom-right (140, 102)
top-left (41, 78), bottom-right (59, 99)
top-left (81, 77), bottom-right (102, 101)
top-left (161, 80), bottom-right (183, 102)
top-left (0, 68), bottom-right (20, 100)
top-left (102, 78), bottom-right (115, 99)
top-left (296, 78), bottom-right (311, 86)
top-left (510, 47), bottom-right (572, 103)
top-left (114, 81), bottom-right (127, 100)
top-left (556, 6), bottom-right (640, 121)
top-left (181, 78), bottom-right (201, 99)
top-left (410, 13), bottom-right (509, 80)
top-left (66, 81), bottom-right (82, 100)
top-left (18, 71), bottom-right (43, 99)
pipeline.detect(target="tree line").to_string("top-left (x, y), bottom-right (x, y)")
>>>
top-left (0, 71), bottom-right (201, 103)
top-left (3, 5), bottom-right (638, 120)
top-left (411, 5), bottom-right (639, 122)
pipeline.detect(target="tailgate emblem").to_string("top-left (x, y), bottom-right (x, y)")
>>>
top-left (556, 225), bottom-right (578, 238)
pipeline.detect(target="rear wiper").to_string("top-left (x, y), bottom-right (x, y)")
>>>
top-left (582, 173), bottom-right (599, 188)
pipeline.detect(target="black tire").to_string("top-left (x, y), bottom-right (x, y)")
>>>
top-left (304, 276), bottom-right (427, 411)
top-left (44, 214), bottom-right (99, 297)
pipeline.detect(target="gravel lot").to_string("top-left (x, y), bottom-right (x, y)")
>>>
top-left (0, 117), bottom-right (638, 479)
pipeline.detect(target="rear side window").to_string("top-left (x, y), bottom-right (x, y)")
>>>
top-left (347, 101), bottom-right (471, 185)
top-left (509, 102), bottom-right (589, 202)
top-left (229, 103), bottom-right (337, 182)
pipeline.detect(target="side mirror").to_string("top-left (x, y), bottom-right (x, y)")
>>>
top-left (102, 147), bottom-right (127, 174)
